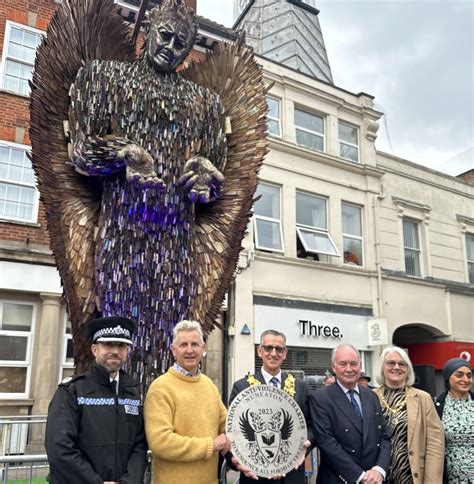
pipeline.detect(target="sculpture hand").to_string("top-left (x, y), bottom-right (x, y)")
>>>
top-left (118, 144), bottom-right (165, 189)
top-left (178, 156), bottom-right (224, 203)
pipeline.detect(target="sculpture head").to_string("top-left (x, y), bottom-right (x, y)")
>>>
top-left (146, 0), bottom-right (197, 72)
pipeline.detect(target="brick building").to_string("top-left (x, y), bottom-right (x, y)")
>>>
top-left (0, 0), bottom-right (60, 419)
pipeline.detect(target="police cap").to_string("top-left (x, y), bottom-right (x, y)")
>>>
top-left (87, 316), bottom-right (136, 345)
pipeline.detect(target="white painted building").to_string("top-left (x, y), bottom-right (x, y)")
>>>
top-left (225, 0), bottom-right (474, 394)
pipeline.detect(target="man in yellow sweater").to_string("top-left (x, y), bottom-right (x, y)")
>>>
top-left (144, 320), bottom-right (230, 483)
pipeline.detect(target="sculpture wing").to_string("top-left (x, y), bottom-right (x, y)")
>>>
top-left (29, 0), bottom-right (136, 368)
top-left (182, 35), bottom-right (268, 334)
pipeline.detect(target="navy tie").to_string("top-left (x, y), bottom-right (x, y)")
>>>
top-left (111, 379), bottom-right (118, 395)
top-left (349, 389), bottom-right (362, 418)
top-left (270, 377), bottom-right (279, 388)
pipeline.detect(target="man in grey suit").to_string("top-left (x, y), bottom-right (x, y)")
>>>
top-left (228, 329), bottom-right (315, 484)
top-left (309, 344), bottom-right (391, 484)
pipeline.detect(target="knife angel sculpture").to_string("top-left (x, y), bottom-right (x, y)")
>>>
top-left (29, 0), bottom-right (267, 387)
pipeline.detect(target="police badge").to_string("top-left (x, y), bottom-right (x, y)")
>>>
top-left (226, 385), bottom-right (307, 477)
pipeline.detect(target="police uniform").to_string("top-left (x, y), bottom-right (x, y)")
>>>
top-left (45, 317), bottom-right (147, 484)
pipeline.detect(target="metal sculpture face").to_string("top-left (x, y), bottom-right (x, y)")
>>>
top-left (148, 19), bottom-right (192, 72)
top-left (147, 1), bottom-right (197, 73)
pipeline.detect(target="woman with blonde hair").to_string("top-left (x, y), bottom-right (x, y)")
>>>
top-left (375, 346), bottom-right (444, 483)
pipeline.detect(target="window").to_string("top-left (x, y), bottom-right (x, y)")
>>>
top-left (0, 301), bottom-right (35, 397)
top-left (466, 234), bottom-right (474, 284)
top-left (296, 192), bottom-right (339, 259)
top-left (253, 183), bottom-right (284, 252)
top-left (342, 203), bottom-right (363, 266)
top-left (403, 219), bottom-right (421, 276)
top-left (295, 108), bottom-right (324, 152)
top-left (60, 318), bottom-right (75, 381)
top-left (339, 122), bottom-right (359, 163)
top-left (267, 96), bottom-right (282, 137)
top-left (0, 142), bottom-right (38, 222)
top-left (1, 22), bottom-right (44, 96)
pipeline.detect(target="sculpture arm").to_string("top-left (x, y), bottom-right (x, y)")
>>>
top-left (179, 91), bottom-right (226, 203)
top-left (68, 60), bottom-right (132, 176)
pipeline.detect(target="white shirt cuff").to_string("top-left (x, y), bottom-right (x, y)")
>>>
top-left (372, 466), bottom-right (386, 479)
top-left (356, 471), bottom-right (366, 483)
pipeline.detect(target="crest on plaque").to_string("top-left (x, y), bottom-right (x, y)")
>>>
top-left (226, 385), bottom-right (307, 477)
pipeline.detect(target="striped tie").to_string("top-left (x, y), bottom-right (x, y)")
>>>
top-left (349, 389), bottom-right (362, 418)
top-left (270, 377), bottom-right (279, 388)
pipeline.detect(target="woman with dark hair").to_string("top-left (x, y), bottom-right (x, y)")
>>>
top-left (435, 358), bottom-right (473, 483)
top-left (375, 346), bottom-right (444, 483)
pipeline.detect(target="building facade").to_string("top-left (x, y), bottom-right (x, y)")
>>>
top-left (227, 0), bottom-right (474, 395)
top-left (0, 0), bottom-right (65, 421)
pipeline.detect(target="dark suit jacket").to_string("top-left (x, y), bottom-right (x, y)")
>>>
top-left (309, 382), bottom-right (391, 484)
top-left (228, 370), bottom-right (315, 484)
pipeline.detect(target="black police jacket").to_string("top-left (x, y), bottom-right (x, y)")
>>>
top-left (45, 362), bottom-right (147, 484)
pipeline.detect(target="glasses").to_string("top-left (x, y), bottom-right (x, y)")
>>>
top-left (261, 344), bottom-right (286, 354)
top-left (385, 360), bottom-right (408, 368)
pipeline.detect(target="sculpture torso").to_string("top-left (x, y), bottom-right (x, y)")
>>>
top-left (69, 57), bottom-right (225, 381)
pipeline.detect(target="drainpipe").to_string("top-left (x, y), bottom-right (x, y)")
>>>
top-left (373, 186), bottom-right (386, 318)
top-left (222, 302), bottom-right (230, 407)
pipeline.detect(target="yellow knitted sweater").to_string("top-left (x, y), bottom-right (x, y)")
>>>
top-left (144, 367), bottom-right (227, 484)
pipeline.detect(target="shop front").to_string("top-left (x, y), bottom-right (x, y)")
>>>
top-left (252, 296), bottom-right (375, 383)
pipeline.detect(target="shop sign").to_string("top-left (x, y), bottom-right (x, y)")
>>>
top-left (254, 304), bottom-right (371, 350)
top-left (367, 319), bottom-right (388, 346)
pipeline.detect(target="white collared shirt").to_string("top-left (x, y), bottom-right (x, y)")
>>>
top-left (109, 373), bottom-right (119, 394)
top-left (337, 380), bottom-right (362, 408)
top-left (261, 367), bottom-right (282, 388)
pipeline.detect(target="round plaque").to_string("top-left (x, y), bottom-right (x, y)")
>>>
top-left (226, 385), bottom-right (307, 478)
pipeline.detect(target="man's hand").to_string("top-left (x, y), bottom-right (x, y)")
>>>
top-left (294, 439), bottom-right (311, 470)
top-left (270, 473), bottom-right (286, 480)
top-left (362, 469), bottom-right (383, 484)
top-left (213, 433), bottom-right (231, 454)
top-left (118, 143), bottom-right (165, 189)
top-left (178, 156), bottom-right (224, 203)
top-left (231, 456), bottom-right (259, 480)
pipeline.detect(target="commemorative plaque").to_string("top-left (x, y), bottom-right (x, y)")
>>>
top-left (226, 385), bottom-right (307, 477)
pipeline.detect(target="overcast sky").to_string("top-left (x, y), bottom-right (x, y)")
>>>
top-left (197, 0), bottom-right (474, 173)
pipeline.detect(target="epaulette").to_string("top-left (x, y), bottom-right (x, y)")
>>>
top-left (59, 374), bottom-right (86, 387)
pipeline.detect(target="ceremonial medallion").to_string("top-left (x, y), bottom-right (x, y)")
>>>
top-left (226, 385), bottom-right (307, 477)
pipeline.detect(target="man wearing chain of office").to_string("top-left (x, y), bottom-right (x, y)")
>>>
top-left (228, 329), bottom-right (315, 483)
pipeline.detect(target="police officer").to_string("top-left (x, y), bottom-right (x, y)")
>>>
top-left (45, 316), bottom-right (147, 484)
